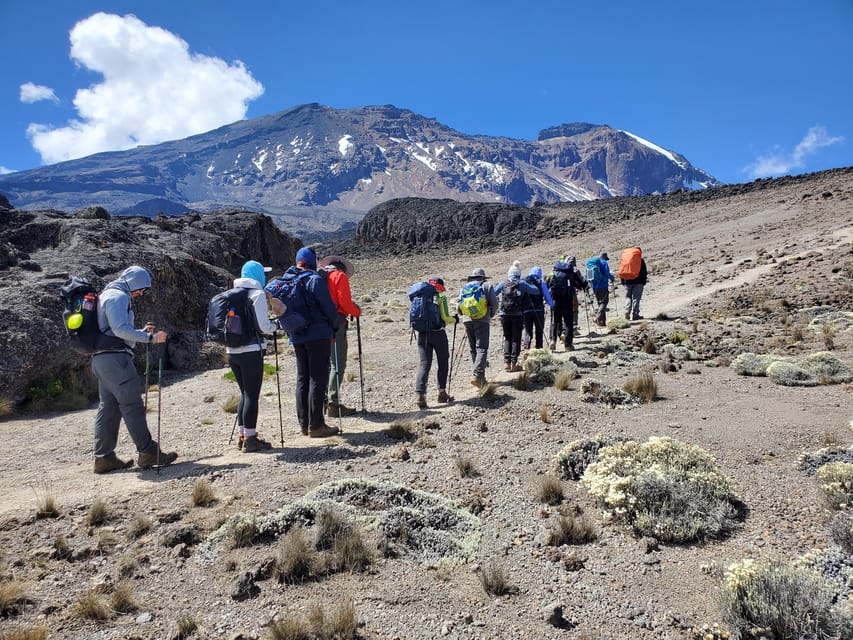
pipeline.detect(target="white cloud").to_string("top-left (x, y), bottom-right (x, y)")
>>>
top-left (26, 12), bottom-right (264, 165)
top-left (0, 166), bottom-right (15, 175)
top-left (745, 126), bottom-right (844, 178)
top-left (19, 83), bottom-right (59, 104)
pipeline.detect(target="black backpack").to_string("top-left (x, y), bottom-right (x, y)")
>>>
top-left (523, 275), bottom-right (543, 310)
top-left (500, 280), bottom-right (524, 314)
top-left (59, 277), bottom-right (126, 354)
top-left (206, 287), bottom-right (259, 347)
top-left (408, 281), bottom-right (443, 332)
top-left (549, 263), bottom-right (573, 299)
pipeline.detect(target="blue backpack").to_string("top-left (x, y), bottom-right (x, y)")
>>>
top-left (585, 257), bottom-right (607, 289)
top-left (408, 281), bottom-right (443, 332)
top-left (266, 271), bottom-right (313, 334)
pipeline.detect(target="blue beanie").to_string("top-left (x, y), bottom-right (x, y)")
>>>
top-left (241, 260), bottom-right (267, 286)
top-left (295, 246), bottom-right (317, 269)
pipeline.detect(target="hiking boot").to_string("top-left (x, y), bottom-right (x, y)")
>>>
top-left (504, 362), bottom-right (512, 372)
top-left (511, 363), bottom-right (523, 372)
top-left (138, 449), bottom-right (178, 469)
top-left (300, 425), bottom-right (308, 436)
top-left (470, 376), bottom-right (485, 388)
top-left (437, 390), bottom-right (451, 403)
top-left (242, 435), bottom-right (273, 452)
top-left (415, 393), bottom-right (427, 409)
top-left (625, 312), bottom-right (630, 320)
top-left (633, 315), bottom-right (644, 321)
top-left (93, 453), bottom-right (133, 474)
top-left (574, 327), bottom-right (581, 336)
top-left (236, 435), bottom-right (245, 451)
top-left (327, 403), bottom-right (357, 417)
top-left (308, 424), bottom-right (339, 438)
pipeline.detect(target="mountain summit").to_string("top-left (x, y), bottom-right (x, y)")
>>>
top-left (0, 104), bottom-right (720, 238)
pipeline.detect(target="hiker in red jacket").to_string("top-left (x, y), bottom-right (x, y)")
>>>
top-left (320, 255), bottom-right (361, 417)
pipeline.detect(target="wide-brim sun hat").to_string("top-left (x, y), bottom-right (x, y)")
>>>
top-left (319, 255), bottom-right (355, 277)
top-left (467, 267), bottom-right (490, 281)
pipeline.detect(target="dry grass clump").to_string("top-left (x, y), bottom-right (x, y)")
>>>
top-left (534, 475), bottom-right (564, 505)
top-left (0, 397), bottom-right (14, 418)
top-left (478, 382), bottom-right (497, 399)
top-left (539, 404), bottom-right (550, 423)
top-left (109, 582), bottom-right (137, 614)
top-left (74, 589), bottom-right (112, 621)
top-left (523, 349), bottom-right (579, 385)
top-left (829, 510), bottom-right (853, 554)
top-left (315, 506), bottom-right (351, 551)
top-left (514, 371), bottom-right (530, 391)
top-left (221, 394), bottom-right (240, 414)
top-left (553, 369), bottom-right (573, 391)
top-left (173, 614), bottom-right (198, 639)
top-left (191, 478), bottom-right (217, 507)
top-left (96, 529), bottom-right (118, 554)
top-left (822, 323), bottom-right (836, 350)
top-left (230, 516), bottom-right (259, 549)
top-left (0, 579), bottom-right (31, 617)
top-left (719, 556), bottom-right (843, 640)
top-left (331, 525), bottom-right (374, 573)
top-left (52, 535), bottom-right (72, 560)
top-left (579, 378), bottom-right (637, 407)
top-left (455, 456), bottom-right (480, 478)
top-left (0, 628), bottom-right (48, 640)
top-left (815, 462), bottom-right (853, 510)
top-left (622, 370), bottom-right (657, 403)
top-left (127, 514), bottom-right (152, 540)
top-left (34, 491), bottom-right (59, 520)
top-left (86, 498), bottom-right (109, 526)
top-left (547, 514), bottom-right (597, 546)
top-left (384, 420), bottom-right (418, 441)
top-left (275, 527), bottom-right (322, 584)
top-left (479, 560), bottom-right (516, 596)
top-left (581, 436), bottom-right (741, 543)
top-left (269, 599), bottom-right (358, 640)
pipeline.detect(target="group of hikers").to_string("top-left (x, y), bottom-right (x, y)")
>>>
top-left (82, 245), bottom-right (646, 474)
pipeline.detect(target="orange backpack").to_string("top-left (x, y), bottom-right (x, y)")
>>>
top-left (618, 248), bottom-right (642, 280)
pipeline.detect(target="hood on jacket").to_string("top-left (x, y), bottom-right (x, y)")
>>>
top-left (528, 266), bottom-right (543, 279)
top-left (119, 266), bottom-right (151, 292)
top-left (241, 260), bottom-right (270, 287)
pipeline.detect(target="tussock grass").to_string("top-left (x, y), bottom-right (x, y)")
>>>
top-left (0, 397), bottom-right (14, 418)
top-left (191, 478), bottom-right (217, 507)
top-left (0, 627), bottom-right (48, 640)
top-left (514, 371), bottom-right (530, 391)
top-left (534, 475), bottom-right (563, 505)
top-left (384, 420), bottom-right (417, 441)
top-left (822, 324), bottom-right (836, 350)
top-left (52, 535), bottom-right (72, 560)
top-left (478, 382), bottom-right (497, 400)
top-left (553, 369), bottom-right (573, 391)
top-left (332, 525), bottom-right (374, 573)
top-left (231, 516), bottom-right (258, 549)
top-left (34, 490), bottom-right (59, 520)
top-left (539, 404), bottom-right (550, 423)
top-left (642, 335), bottom-right (657, 354)
top-left (127, 514), bottom-right (152, 540)
top-left (479, 561), bottom-right (515, 596)
top-left (315, 506), bottom-right (350, 551)
top-left (110, 582), bottom-right (137, 614)
top-left (275, 527), bottom-right (322, 584)
top-left (0, 579), bottom-right (31, 617)
top-left (269, 599), bottom-right (358, 640)
top-left (455, 456), bottom-right (480, 478)
top-left (222, 394), bottom-right (240, 414)
top-left (173, 614), bottom-right (198, 639)
top-left (345, 372), bottom-right (357, 383)
top-left (622, 370), bottom-right (657, 403)
top-left (547, 514), bottom-right (597, 546)
top-left (96, 529), bottom-right (118, 555)
top-left (86, 498), bottom-right (109, 526)
top-left (74, 590), bottom-right (112, 621)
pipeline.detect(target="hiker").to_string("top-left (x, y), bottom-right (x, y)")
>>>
top-left (458, 267), bottom-right (498, 388)
top-left (412, 277), bottom-right (458, 409)
top-left (494, 261), bottom-right (540, 371)
top-left (548, 258), bottom-right (587, 351)
top-left (320, 254), bottom-right (361, 418)
top-left (620, 246), bottom-right (648, 320)
top-left (280, 247), bottom-right (340, 437)
top-left (567, 257), bottom-right (587, 335)
top-left (227, 260), bottom-right (279, 452)
top-left (91, 266), bottom-right (178, 474)
top-left (521, 266), bottom-right (554, 350)
top-left (586, 251), bottom-right (615, 327)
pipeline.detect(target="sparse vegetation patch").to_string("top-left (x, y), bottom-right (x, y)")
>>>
top-left (551, 436), bottom-right (624, 481)
top-left (579, 379), bottom-right (638, 407)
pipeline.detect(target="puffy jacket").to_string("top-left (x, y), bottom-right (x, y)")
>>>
top-left (521, 267), bottom-right (555, 312)
top-left (280, 266), bottom-right (339, 344)
top-left (587, 257), bottom-right (615, 290)
top-left (324, 266), bottom-right (361, 322)
top-left (494, 277), bottom-right (540, 317)
top-left (226, 276), bottom-right (279, 355)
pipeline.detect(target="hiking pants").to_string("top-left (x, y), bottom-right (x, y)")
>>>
top-left (415, 329), bottom-right (449, 393)
top-left (594, 288), bottom-right (609, 325)
top-left (327, 321), bottom-right (348, 405)
top-left (573, 293), bottom-right (580, 329)
top-left (501, 314), bottom-right (524, 364)
top-left (91, 351), bottom-right (156, 457)
top-left (624, 284), bottom-right (644, 319)
top-left (522, 310), bottom-right (546, 349)
top-left (551, 300), bottom-right (574, 347)
top-left (294, 338), bottom-right (331, 430)
top-left (464, 318), bottom-right (490, 379)
top-left (227, 349), bottom-right (264, 433)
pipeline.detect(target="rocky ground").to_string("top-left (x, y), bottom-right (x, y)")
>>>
top-left (0, 169), bottom-right (852, 639)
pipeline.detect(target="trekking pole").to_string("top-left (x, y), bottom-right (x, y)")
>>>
top-left (356, 316), bottom-right (366, 413)
top-left (332, 338), bottom-right (343, 433)
top-left (273, 331), bottom-right (284, 448)
top-left (144, 338), bottom-right (151, 410)
top-left (228, 414), bottom-right (238, 445)
top-left (583, 289), bottom-right (592, 334)
top-left (448, 320), bottom-right (458, 385)
top-left (156, 342), bottom-right (163, 476)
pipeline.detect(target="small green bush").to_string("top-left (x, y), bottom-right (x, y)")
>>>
top-left (816, 462), bottom-right (853, 510)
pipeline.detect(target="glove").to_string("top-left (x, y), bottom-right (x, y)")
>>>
top-left (454, 313), bottom-right (460, 323)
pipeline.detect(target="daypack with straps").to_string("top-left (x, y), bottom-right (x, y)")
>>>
top-left (408, 281), bottom-right (443, 332)
top-left (266, 271), bottom-right (313, 334)
top-left (59, 276), bottom-right (126, 355)
top-left (458, 281), bottom-right (488, 320)
top-left (549, 262), bottom-right (573, 298)
top-left (585, 258), bottom-right (608, 289)
top-left (500, 279), bottom-right (524, 314)
top-left (206, 287), bottom-right (259, 347)
top-left (618, 247), bottom-right (642, 280)
top-left (523, 275), bottom-right (543, 310)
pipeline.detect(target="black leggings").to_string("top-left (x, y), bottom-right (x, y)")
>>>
top-left (227, 349), bottom-right (264, 429)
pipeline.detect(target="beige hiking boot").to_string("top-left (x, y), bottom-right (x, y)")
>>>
top-left (93, 453), bottom-right (133, 474)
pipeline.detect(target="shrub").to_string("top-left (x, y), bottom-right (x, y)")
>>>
top-left (581, 437), bottom-right (741, 543)
top-left (455, 456), bottom-right (480, 478)
top-left (730, 353), bottom-right (783, 376)
top-left (191, 478), bottom-right (217, 507)
top-left (479, 560), bottom-right (515, 596)
top-left (668, 331), bottom-right (688, 344)
top-left (719, 557), bottom-right (842, 640)
top-left (829, 510), bottom-right (853, 554)
top-left (384, 420), bottom-right (417, 441)
top-left (767, 360), bottom-right (819, 387)
top-left (803, 351), bottom-right (853, 383)
top-left (551, 436), bottom-right (621, 481)
top-left (547, 514), bottom-right (597, 546)
top-left (127, 514), bottom-right (152, 540)
top-left (522, 349), bottom-right (576, 384)
top-left (0, 579), bottom-right (31, 617)
top-left (799, 446), bottom-right (853, 476)
top-left (534, 475), bottom-right (564, 505)
top-left (816, 462), bottom-right (853, 510)
top-left (0, 627), bottom-right (48, 640)
top-left (622, 370), bottom-right (657, 403)
top-left (579, 379), bottom-right (637, 407)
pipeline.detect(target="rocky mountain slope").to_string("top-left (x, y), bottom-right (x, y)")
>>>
top-left (0, 104), bottom-right (720, 240)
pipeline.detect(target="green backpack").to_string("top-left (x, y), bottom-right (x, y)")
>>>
top-left (459, 281), bottom-right (488, 320)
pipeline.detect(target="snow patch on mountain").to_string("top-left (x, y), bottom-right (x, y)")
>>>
top-left (621, 130), bottom-right (687, 169)
top-left (338, 135), bottom-right (353, 157)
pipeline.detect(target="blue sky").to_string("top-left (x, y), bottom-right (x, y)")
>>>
top-left (2, 0), bottom-right (851, 185)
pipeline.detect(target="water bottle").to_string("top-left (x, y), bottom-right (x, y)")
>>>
top-left (82, 293), bottom-right (96, 311)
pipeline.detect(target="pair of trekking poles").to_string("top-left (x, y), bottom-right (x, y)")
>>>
top-left (143, 336), bottom-right (165, 475)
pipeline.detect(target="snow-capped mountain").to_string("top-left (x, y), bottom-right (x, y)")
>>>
top-left (0, 104), bottom-right (720, 239)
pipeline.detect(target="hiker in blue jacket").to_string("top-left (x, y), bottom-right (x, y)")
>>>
top-left (521, 266), bottom-right (554, 350)
top-left (549, 259), bottom-right (586, 351)
top-left (280, 247), bottom-right (340, 438)
top-left (91, 266), bottom-right (178, 474)
top-left (494, 261), bottom-right (540, 372)
top-left (587, 251), bottom-right (616, 327)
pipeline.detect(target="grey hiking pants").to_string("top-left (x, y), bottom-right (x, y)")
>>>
top-left (594, 288), bottom-right (609, 325)
top-left (464, 318), bottom-right (490, 379)
top-left (327, 321), bottom-right (348, 405)
top-left (92, 351), bottom-right (156, 457)
top-left (415, 329), bottom-right (449, 393)
top-left (624, 284), bottom-right (644, 319)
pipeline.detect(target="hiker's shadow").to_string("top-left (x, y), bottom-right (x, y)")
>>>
top-left (130, 458), bottom-right (252, 482)
top-left (356, 410), bottom-right (411, 424)
top-left (274, 442), bottom-right (380, 464)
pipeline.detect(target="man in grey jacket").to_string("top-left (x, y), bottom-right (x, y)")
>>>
top-left (92, 266), bottom-right (178, 474)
